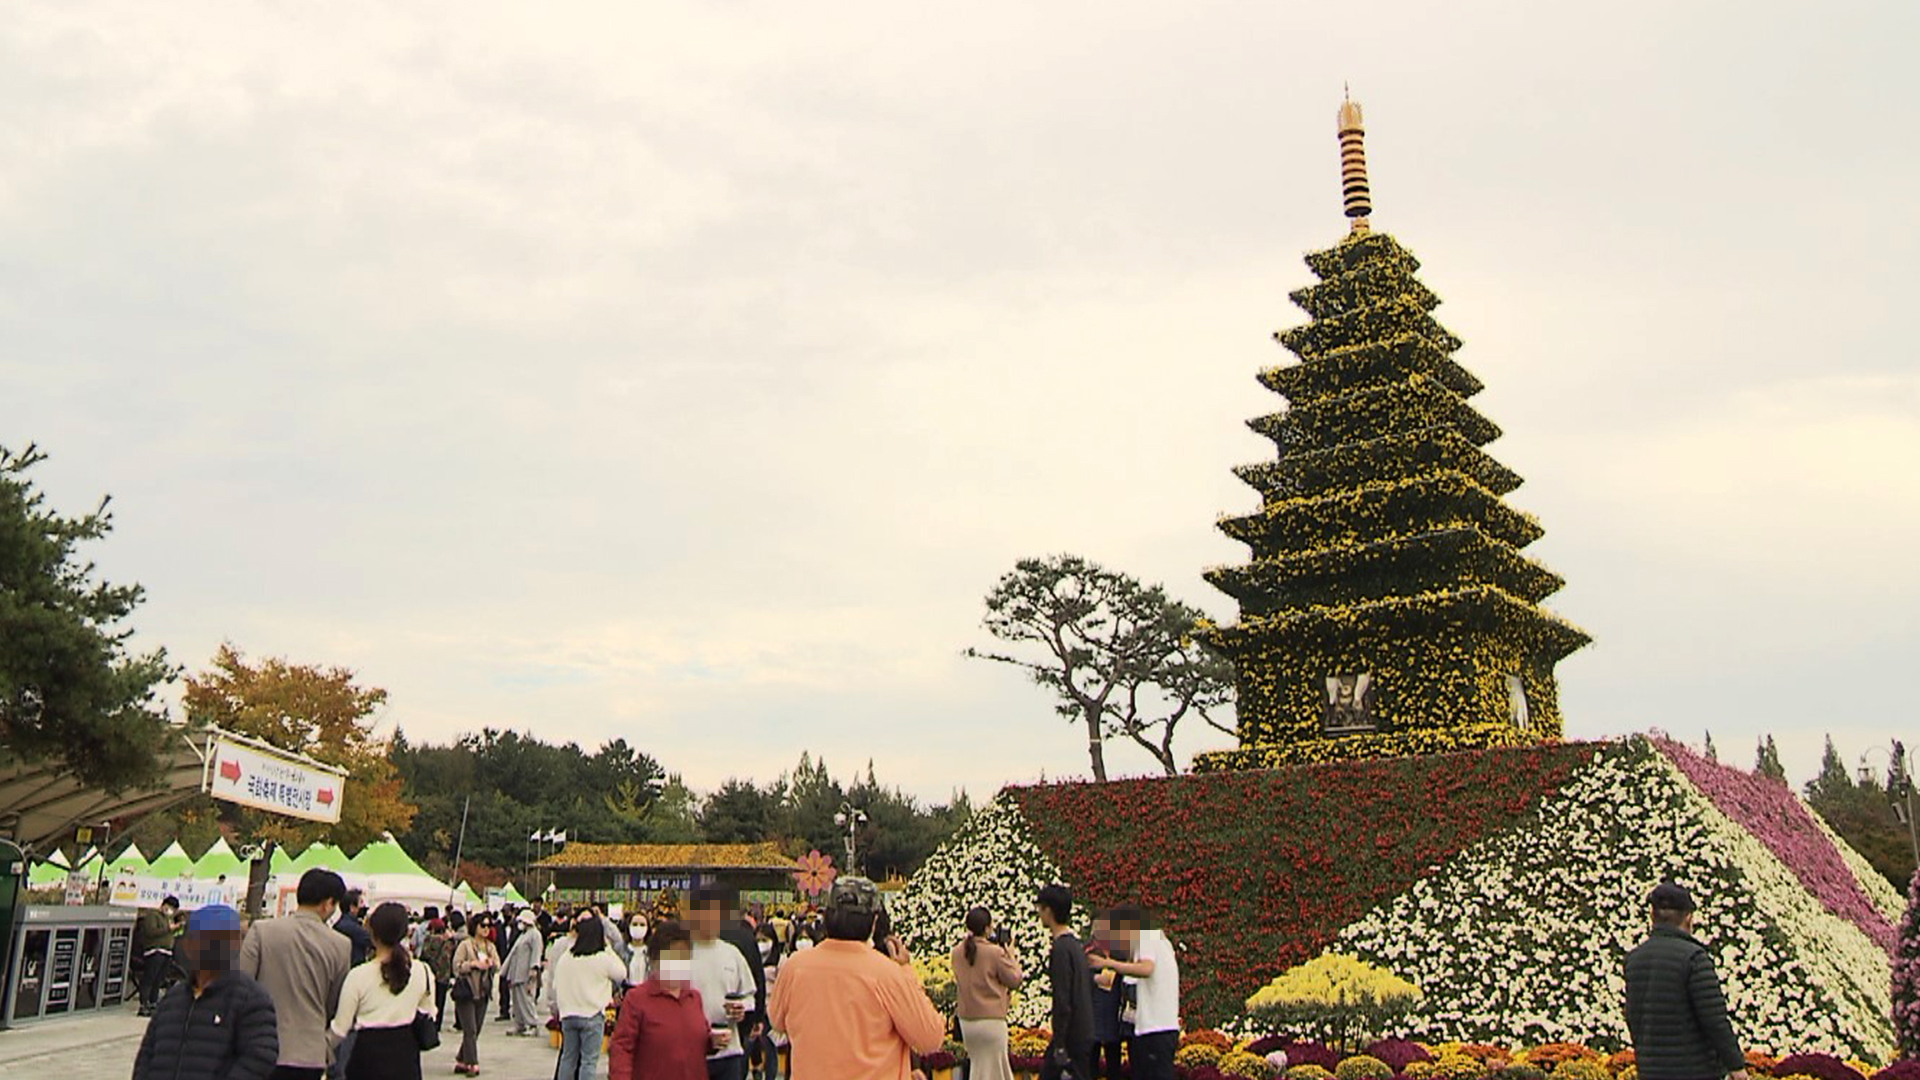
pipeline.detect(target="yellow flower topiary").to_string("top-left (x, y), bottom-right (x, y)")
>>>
top-left (1178, 1044), bottom-right (1227, 1069)
top-left (1245, 953), bottom-right (1422, 1011)
top-left (1222, 1051), bottom-right (1280, 1079)
top-left (1337, 1056), bottom-right (1397, 1080)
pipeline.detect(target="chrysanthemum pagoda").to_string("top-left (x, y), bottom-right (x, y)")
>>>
top-left (1198, 97), bottom-right (1587, 770)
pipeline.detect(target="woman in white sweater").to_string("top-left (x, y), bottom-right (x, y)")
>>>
top-left (551, 913), bottom-right (629, 1080)
top-left (331, 902), bottom-right (436, 1080)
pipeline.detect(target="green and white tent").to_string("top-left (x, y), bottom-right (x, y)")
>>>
top-left (496, 882), bottom-right (528, 905)
top-left (145, 841), bottom-right (195, 879)
top-left (108, 843), bottom-right (148, 876)
top-left (346, 839), bottom-right (453, 909)
top-left (193, 837), bottom-right (246, 880)
top-left (453, 881), bottom-right (483, 910)
top-left (27, 849), bottom-right (71, 889)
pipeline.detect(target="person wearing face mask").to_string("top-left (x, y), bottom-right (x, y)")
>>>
top-left (241, 869), bottom-right (354, 1080)
top-left (626, 913), bottom-right (651, 983)
top-left (610, 922), bottom-right (725, 1080)
top-left (751, 924), bottom-right (786, 1080)
top-left (135, 904), bottom-right (280, 1080)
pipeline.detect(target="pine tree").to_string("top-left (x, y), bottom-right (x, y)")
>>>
top-left (1755, 735), bottom-right (1788, 783)
top-left (1895, 868), bottom-right (1920, 1056)
top-left (1704, 731), bottom-right (1718, 762)
top-left (1202, 100), bottom-right (1585, 767)
top-left (1805, 735), bottom-right (1856, 805)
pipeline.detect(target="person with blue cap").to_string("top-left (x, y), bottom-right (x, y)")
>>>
top-left (134, 904), bottom-right (280, 1080)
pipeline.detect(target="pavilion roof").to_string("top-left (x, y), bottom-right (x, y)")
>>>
top-left (535, 842), bottom-right (792, 871)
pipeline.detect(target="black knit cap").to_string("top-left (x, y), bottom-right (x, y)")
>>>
top-left (1649, 881), bottom-right (1697, 913)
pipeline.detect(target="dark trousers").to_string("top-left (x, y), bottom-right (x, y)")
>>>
top-left (455, 998), bottom-right (487, 1066)
top-left (1093, 1040), bottom-right (1124, 1079)
top-left (1042, 1042), bottom-right (1093, 1080)
top-left (708, 1056), bottom-right (750, 1080)
top-left (139, 950), bottom-right (172, 1010)
top-left (1128, 1031), bottom-right (1178, 1080)
top-left (433, 980), bottom-right (449, 1029)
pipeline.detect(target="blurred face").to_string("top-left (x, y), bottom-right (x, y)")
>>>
top-left (688, 903), bottom-right (722, 940)
top-left (655, 942), bottom-right (693, 988)
top-left (184, 924), bottom-right (244, 976)
top-left (1109, 920), bottom-right (1141, 952)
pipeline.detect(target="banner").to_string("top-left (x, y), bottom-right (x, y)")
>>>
top-left (205, 734), bottom-right (347, 824)
top-left (109, 869), bottom-right (242, 911)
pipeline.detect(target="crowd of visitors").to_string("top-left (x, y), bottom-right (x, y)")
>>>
top-left (126, 863), bottom-right (1743, 1080)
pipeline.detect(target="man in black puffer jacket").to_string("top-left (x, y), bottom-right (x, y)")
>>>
top-left (134, 904), bottom-right (279, 1080)
top-left (1624, 882), bottom-right (1750, 1080)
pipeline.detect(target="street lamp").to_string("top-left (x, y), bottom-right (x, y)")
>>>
top-left (1858, 742), bottom-right (1920, 868)
top-left (833, 803), bottom-right (869, 876)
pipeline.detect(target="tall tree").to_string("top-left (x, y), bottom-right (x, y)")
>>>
top-left (1755, 735), bottom-right (1787, 784)
top-left (0, 443), bottom-right (176, 789)
top-left (701, 779), bottom-right (779, 843)
top-left (1703, 730), bottom-right (1718, 762)
top-left (1806, 736), bottom-right (1855, 805)
top-left (968, 554), bottom-right (1233, 781)
top-left (184, 644), bottom-right (415, 849)
top-left (1805, 737), bottom-right (1916, 890)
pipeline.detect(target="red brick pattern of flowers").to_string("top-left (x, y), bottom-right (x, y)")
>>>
top-left (1009, 742), bottom-right (1602, 1024)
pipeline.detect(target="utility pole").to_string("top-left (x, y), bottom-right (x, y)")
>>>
top-left (447, 794), bottom-right (471, 910)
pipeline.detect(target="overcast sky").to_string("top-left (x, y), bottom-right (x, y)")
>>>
top-left (4, 2), bottom-right (1916, 805)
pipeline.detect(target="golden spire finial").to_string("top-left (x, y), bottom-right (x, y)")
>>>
top-left (1337, 90), bottom-right (1371, 234)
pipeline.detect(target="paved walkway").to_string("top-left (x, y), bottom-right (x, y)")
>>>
top-left (0, 1000), bottom-right (597, 1080)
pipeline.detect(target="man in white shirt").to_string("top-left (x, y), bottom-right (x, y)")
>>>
top-left (1088, 904), bottom-right (1180, 1080)
top-left (688, 886), bottom-right (756, 1080)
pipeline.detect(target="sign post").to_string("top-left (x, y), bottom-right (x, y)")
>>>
top-left (202, 732), bottom-right (348, 825)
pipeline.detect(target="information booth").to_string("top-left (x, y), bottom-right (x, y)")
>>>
top-left (0, 905), bottom-right (136, 1028)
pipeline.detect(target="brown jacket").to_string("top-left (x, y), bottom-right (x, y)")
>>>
top-left (238, 909), bottom-right (352, 1068)
top-left (951, 936), bottom-right (1023, 1021)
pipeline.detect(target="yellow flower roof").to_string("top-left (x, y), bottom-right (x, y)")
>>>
top-left (534, 842), bottom-right (792, 871)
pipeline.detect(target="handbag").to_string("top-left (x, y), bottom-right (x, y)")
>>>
top-left (412, 1009), bottom-right (441, 1051)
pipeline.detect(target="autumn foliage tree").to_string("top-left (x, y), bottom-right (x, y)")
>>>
top-left (184, 644), bottom-right (415, 849)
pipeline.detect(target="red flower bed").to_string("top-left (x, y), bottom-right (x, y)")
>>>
top-left (1010, 742), bottom-right (1602, 1024)
top-left (1656, 740), bottom-right (1894, 949)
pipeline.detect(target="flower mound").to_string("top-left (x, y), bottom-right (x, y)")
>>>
top-left (1657, 739), bottom-right (1894, 949)
top-left (1334, 739), bottom-right (1894, 1056)
top-left (1014, 742), bottom-right (1600, 1021)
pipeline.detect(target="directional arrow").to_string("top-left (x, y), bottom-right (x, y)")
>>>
top-left (218, 760), bottom-right (242, 783)
top-left (316, 788), bottom-right (334, 805)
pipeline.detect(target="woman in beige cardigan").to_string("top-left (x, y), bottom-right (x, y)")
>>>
top-left (951, 907), bottom-right (1024, 1080)
top-left (450, 914), bottom-right (502, 1076)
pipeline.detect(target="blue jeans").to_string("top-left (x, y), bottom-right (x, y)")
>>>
top-left (559, 1014), bottom-right (602, 1080)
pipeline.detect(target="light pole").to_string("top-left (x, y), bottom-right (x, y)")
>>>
top-left (1858, 742), bottom-right (1920, 869)
top-left (833, 803), bottom-right (868, 877)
